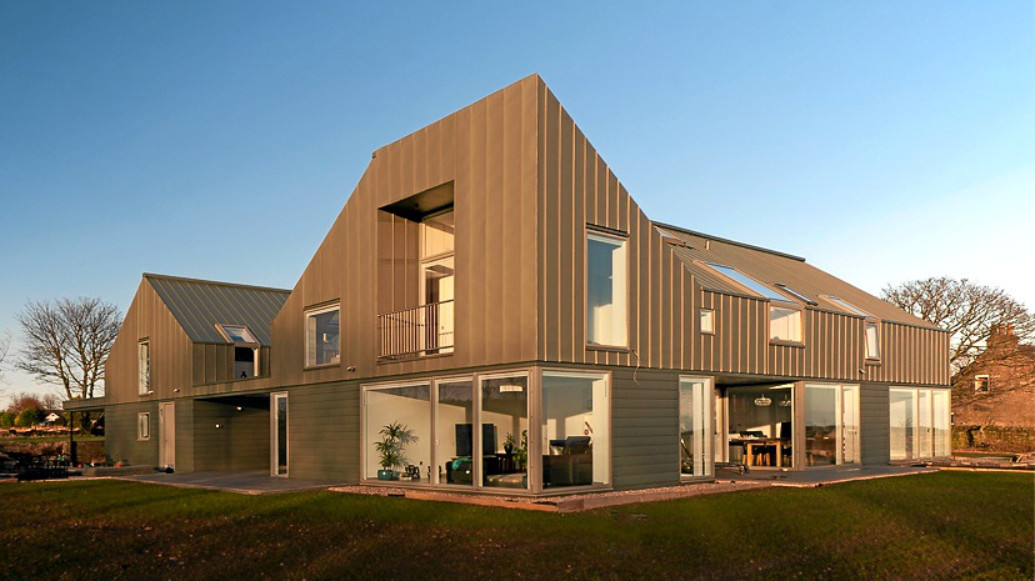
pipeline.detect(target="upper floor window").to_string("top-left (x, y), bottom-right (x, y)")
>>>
top-left (420, 209), bottom-right (454, 355)
top-left (218, 324), bottom-right (260, 379)
top-left (865, 321), bottom-right (881, 360)
top-left (823, 295), bottom-right (870, 318)
top-left (305, 305), bottom-right (340, 367)
top-left (706, 263), bottom-right (789, 302)
top-left (770, 307), bottom-right (802, 343)
top-left (699, 308), bottom-right (715, 334)
top-left (974, 374), bottom-right (991, 392)
top-left (138, 340), bottom-right (151, 395)
top-left (586, 230), bottom-right (628, 347)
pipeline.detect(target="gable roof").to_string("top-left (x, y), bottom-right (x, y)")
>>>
top-left (143, 273), bottom-right (290, 345)
top-left (654, 222), bottom-right (936, 328)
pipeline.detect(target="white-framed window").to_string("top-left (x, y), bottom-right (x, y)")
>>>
top-left (865, 321), bottom-right (881, 360)
top-left (586, 230), bottom-right (628, 347)
top-left (218, 324), bottom-right (260, 379)
top-left (137, 412), bottom-right (150, 441)
top-left (542, 370), bottom-right (610, 488)
top-left (679, 376), bottom-right (714, 479)
top-left (769, 306), bottom-right (802, 343)
top-left (138, 340), bottom-right (151, 395)
top-left (699, 308), bottom-right (715, 334)
top-left (305, 304), bottom-right (340, 367)
top-left (974, 375), bottom-right (991, 392)
top-left (890, 387), bottom-right (951, 460)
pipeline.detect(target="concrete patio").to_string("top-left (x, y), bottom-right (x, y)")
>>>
top-left (717, 464), bottom-right (937, 487)
top-left (115, 470), bottom-right (348, 495)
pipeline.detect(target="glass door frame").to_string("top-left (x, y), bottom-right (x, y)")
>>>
top-left (679, 375), bottom-right (715, 481)
top-left (803, 382), bottom-right (861, 467)
top-left (271, 392), bottom-right (289, 477)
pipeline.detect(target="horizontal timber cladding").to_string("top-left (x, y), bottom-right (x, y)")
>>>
top-left (104, 402), bottom-right (158, 467)
top-left (610, 368), bottom-right (680, 490)
top-left (192, 399), bottom-right (270, 472)
top-left (105, 280), bottom-right (194, 405)
top-left (268, 75), bottom-right (540, 386)
top-left (695, 291), bottom-right (767, 375)
top-left (859, 383), bottom-right (891, 465)
top-left (285, 382), bottom-right (360, 482)
top-left (870, 321), bottom-right (951, 386)
top-left (537, 82), bottom-right (695, 370)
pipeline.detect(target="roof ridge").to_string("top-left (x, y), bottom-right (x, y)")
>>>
top-left (652, 221), bottom-right (806, 262)
top-left (143, 273), bottom-right (291, 294)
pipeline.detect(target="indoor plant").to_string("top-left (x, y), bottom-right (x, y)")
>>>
top-left (375, 421), bottom-right (417, 480)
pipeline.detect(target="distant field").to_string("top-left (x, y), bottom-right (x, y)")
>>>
top-left (0, 471), bottom-right (1030, 580)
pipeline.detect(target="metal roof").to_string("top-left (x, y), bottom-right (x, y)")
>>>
top-left (654, 223), bottom-right (937, 328)
top-left (144, 274), bottom-right (290, 345)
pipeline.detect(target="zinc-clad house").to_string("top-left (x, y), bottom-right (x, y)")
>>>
top-left (66, 75), bottom-right (952, 494)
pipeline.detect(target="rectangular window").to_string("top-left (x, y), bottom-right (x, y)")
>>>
top-left (364, 383), bottom-right (431, 482)
top-left (932, 390), bottom-right (951, 457)
top-left (542, 371), bottom-right (610, 488)
top-left (865, 322), bottom-right (881, 360)
top-left (889, 388), bottom-right (917, 460)
top-left (586, 231), bottom-right (628, 347)
top-left (699, 309), bottom-right (715, 334)
top-left (138, 341), bottom-right (150, 395)
top-left (890, 387), bottom-right (951, 460)
top-left (137, 412), bottom-right (150, 440)
top-left (974, 375), bottom-right (991, 392)
top-left (305, 305), bottom-right (340, 367)
top-left (769, 306), bottom-right (802, 342)
top-left (680, 377), bottom-right (714, 478)
top-left (823, 295), bottom-right (870, 317)
top-left (219, 324), bottom-right (260, 379)
top-left (436, 378), bottom-right (474, 486)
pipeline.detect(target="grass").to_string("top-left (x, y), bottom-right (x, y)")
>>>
top-left (953, 451), bottom-right (1016, 458)
top-left (0, 471), bottom-right (1030, 580)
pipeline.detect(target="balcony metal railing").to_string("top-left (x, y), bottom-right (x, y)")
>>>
top-left (377, 300), bottom-right (454, 361)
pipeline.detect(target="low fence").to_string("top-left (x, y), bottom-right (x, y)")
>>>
top-left (953, 425), bottom-right (1035, 453)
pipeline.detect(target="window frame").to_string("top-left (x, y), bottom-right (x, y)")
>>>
top-left (974, 374), bottom-right (991, 392)
top-left (697, 262), bottom-right (806, 346)
top-left (585, 226), bottom-right (630, 350)
top-left (864, 320), bottom-right (882, 362)
top-left (137, 412), bottom-right (150, 441)
top-left (304, 302), bottom-right (341, 369)
top-left (138, 339), bottom-right (152, 396)
top-left (699, 308), bottom-right (715, 335)
top-left (541, 369), bottom-right (612, 489)
top-left (769, 305), bottom-right (804, 345)
top-left (216, 324), bottom-right (261, 380)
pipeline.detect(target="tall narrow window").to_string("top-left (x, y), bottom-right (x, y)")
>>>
top-left (865, 322), bottom-right (881, 360)
top-left (305, 305), bottom-right (340, 367)
top-left (138, 340), bottom-right (150, 395)
top-left (137, 412), bottom-right (150, 440)
top-left (419, 209), bottom-right (454, 355)
top-left (586, 231), bottom-right (628, 347)
top-left (481, 375), bottom-right (529, 490)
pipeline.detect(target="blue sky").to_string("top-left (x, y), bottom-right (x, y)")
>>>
top-left (1, 2), bottom-right (1032, 401)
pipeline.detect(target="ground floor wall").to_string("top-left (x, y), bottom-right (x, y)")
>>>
top-left (104, 401), bottom-right (158, 467)
top-left (611, 368), bottom-right (680, 490)
top-left (860, 383), bottom-right (891, 466)
top-left (286, 382), bottom-right (359, 481)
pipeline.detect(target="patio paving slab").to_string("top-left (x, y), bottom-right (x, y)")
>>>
top-left (115, 470), bottom-right (348, 495)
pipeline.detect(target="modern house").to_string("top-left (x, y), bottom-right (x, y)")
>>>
top-left (66, 75), bottom-right (952, 495)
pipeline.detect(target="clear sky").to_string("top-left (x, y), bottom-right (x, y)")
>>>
top-left (1, 2), bottom-right (1032, 402)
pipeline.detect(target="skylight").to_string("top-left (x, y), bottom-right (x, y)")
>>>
top-left (220, 325), bottom-right (257, 344)
top-left (775, 284), bottom-right (816, 305)
top-left (706, 263), bottom-right (789, 302)
top-left (824, 296), bottom-right (870, 318)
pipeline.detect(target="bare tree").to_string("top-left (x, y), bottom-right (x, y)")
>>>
top-left (0, 331), bottom-right (9, 382)
top-left (881, 277), bottom-right (1034, 374)
top-left (16, 297), bottom-right (122, 400)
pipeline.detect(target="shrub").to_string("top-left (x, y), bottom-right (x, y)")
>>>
top-left (15, 408), bottom-right (43, 428)
top-left (0, 412), bottom-right (14, 428)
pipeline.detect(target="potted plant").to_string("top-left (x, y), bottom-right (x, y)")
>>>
top-left (503, 433), bottom-right (516, 455)
top-left (513, 429), bottom-right (528, 470)
top-left (375, 421), bottom-right (417, 481)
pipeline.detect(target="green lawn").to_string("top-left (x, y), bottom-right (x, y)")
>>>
top-left (0, 435), bottom-right (104, 444)
top-left (0, 471), bottom-right (1030, 580)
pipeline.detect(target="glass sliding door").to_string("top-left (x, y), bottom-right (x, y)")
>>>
top-left (841, 385), bottom-right (860, 465)
top-left (889, 388), bottom-right (916, 460)
top-left (364, 383), bottom-right (432, 482)
top-left (917, 389), bottom-right (933, 458)
top-left (271, 393), bottom-right (288, 477)
top-left (932, 390), bottom-right (951, 457)
top-left (541, 372), bottom-right (610, 488)
top-left (435, 378), bottom-right (474, 486)
top-left (804, 383), bottom-right (860, 466)
top-left (679, 377), bottom-right (714, 478)
top-left (480, 375), bottom-right (529, 490)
